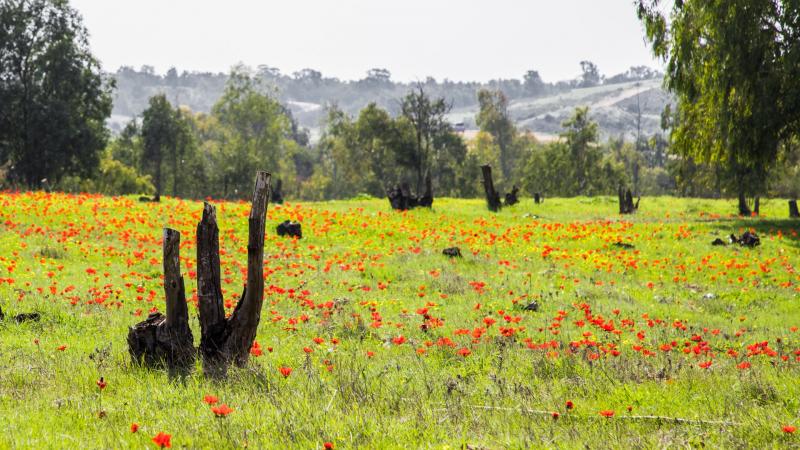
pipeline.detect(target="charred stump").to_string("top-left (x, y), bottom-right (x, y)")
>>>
top-left (270, 179), bottom-right (284, 204)
top-left (276, 220), bottom-right (302, 238)
top-left (504, 185), bottom-right (520, 206)
top-left (534, 193), bottom-right (543, 204)
top-left (790, 200), bottom-right (800, 218)
top-left (387, 176), bottom-right (432, 211)
top-left (481, 165), bottom-right (502, 212)
top-left (618, 186), bottom-right (638, 214)
top-left (127, 228), bottom-right (194, 376)
top-left (197, 171), bottom-right (270, 377)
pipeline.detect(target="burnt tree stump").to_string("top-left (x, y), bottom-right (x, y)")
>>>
top-left (790, 200), bottom-right (800, 218)
top-left (387, 175), bottom-right (433, 210)
top-left (197, 171), bottom-right (270, 377)
top-left (618, 186), bottom-right (639, 215)
top-left (127, 228), bottom-right (194, 376)
top-left (534, 193), bottom-right (543, 204)
top-left (276, 220), bottom-right (302, 238)
top-left (504, 185), bottom-right (520, 206)
top-left (270, 179), bottom-right (284, 204)
top-left (481, 165), bottom-right (502, 212)
top-left (127, 171), bottom-right (271, 378)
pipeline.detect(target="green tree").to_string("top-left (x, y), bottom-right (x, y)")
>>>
top-left (476, 89), bottom-right (518, 181)
top-left (211, 70), bottom-right (293, 198)
top-left (141, 95), bottom-right (176, 201)
top-left (637, 0), bottom-right (800, 213)
top-left (0, 0), bottom-right (113, 187)
top-left (561, 107), bottom-right (602, 194)
top-left (400, 85), bottom-right (464, 194)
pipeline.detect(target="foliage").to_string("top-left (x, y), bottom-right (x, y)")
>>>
top-left (637, 0), bottom-right (800, 199)
top-left (0, 0), bottom-right (113, 187)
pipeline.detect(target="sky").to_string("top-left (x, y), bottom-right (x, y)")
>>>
top-left (70, 0), bottom-right (663, 83)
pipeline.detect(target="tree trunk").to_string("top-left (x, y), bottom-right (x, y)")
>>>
top-left (481, 165), bottom-right (502, 212)
top-left (789, 200), bottom-right (800, 218)
top-left (197, 171), bottom-right (270, 377)
top-left (127, 228), bottom-right (194, 376)
top-left (753, 196), bottom-right (760, 216)
top-left (618, 186), bottom-right (637, 214)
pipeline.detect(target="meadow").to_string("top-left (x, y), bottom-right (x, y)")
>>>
top-left (1, 192), bottom-right (799, 449)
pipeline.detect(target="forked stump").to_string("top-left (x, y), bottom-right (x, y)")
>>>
top-left (127, 171), bottom-right (271, 378)
top-left (127, 229), bottom-right (194, 376)
top-left (197, 171), bottom-right (270, 377)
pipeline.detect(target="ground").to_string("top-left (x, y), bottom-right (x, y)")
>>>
top-left (1, 193), bottom-right (799, 449)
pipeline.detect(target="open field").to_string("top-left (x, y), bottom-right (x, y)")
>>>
top-left (1, 193), bottom-right (800, 448)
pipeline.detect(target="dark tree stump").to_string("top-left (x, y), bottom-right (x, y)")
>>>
top-left (534, 193), bottom-right (543, 204)
top-left (618, 186), bottom-right (638, 214)
top-left (481, 165), bottom-right (502, 212)
top-left (790, 200), bottom-right (800, 218)
top-left (127, 229), bottom-right (194, 376)
top-left (387, 177), bottom-right (432, 210)
top-left (197, 171), bottom-right (270, 377)
top-left (418, 175), bottom-right (433, 208)
top-left (504, 185), bottom-right (520, 206)
top-left (276, 220), bottom-right (302, 238)
top-left (442, 247), bottom-right (462, 258)
top-left (270, 179), bottom-right (284, 204)
top-left (754, 196), bottom-right (760, 216)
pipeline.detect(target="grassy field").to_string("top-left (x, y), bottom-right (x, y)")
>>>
top-left (1, 192), bottom-right (799, 449)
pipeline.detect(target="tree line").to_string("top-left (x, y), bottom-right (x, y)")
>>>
top-left (2, 0), bottom-right (800, 211)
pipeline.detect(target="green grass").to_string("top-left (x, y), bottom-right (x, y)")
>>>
top-left (1, 193), bottom-right (799, 448)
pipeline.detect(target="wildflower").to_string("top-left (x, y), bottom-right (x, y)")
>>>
top-left (456, 348), bottom-right (471, 357)
top-left (279, 366), bottom-right (293, 378)
top-left (152, 432), bottom-right (171, 448)
top-left (392, 335), bottom-right (406, 345)
top-left (250, 341), bottom-right (263, 357)
top-left (203, 394), bottom-right (219, 405)
top-left (737, 361), bottom-right (751, 370)
top-left (698, 360), bottom-right (713, 369)
top-left (96, 377), bottom-right (107, 390)
top-left (323, 442), bottom-right (335, 449)
top-left (366, 351), bottom-right (375, 358)
top-left (599, 410), bottom-right (615, 418)
top-left (130, 423), bottom-right (139, 433)
top-left (783, 425), bottom-right (797, 434)
top-left (551, 411), bottom-right (560, 420)
top-left (211, 404), bottom-right (234, 417)
top-left (565, 400), bottom-right (574, 410)
top-left (56, 345), bottom-right (67, 351)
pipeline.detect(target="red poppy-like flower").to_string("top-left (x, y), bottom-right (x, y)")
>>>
top-left (152, 432), bottom-right (171, 448)
top-left (599, 410), bottom-right (615, 418)
top-left (783, 425), bottom-right (797, 434)
top-left (323, 442), bottom-right (335, 449)
top-left (211, 404), bottom-right (234, 417)
top-left (565, 400), bottom-right (574, 410)
top-left (313, 337), bottom-right (325, 345)
top-left (303, 346), bottom-right (313, 354)
top-left (56, 345), bottom-right (67, 351)
top-left (698, 360), bottom-right (713, 369)
top-left (366, 351), bottom-right (375, 358)
top-left (392, 335), bottom-right (406, 345)
top-left (96, 377), bottom-right (107, 390)
top-left (203, 394), bottom-right (218, 405)
top-left (279, 366), bottom-right (293, 378)
top-left (551, 411), bottom-right (560, 420)
top-left (737, 361), bottom-right (751, 370)
top-left (250, 341), bottom-right (263, 357)
top-left (456, 348), bottom-right (471, 357)
top-left (130, 423), bottom-right (139, 433)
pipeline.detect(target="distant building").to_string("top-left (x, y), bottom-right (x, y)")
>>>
top-left (453, 122), bottom-right (466, 133)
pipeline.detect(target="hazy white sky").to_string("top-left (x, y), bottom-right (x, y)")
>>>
top-left (70, 0), bottom-right (661, 83)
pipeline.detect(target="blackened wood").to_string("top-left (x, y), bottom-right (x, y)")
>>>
top-left (738, 192), bottom-right (751, 216)
top-left (127, 228), bottom-right (194, 376)
top-left (270, 179), bottom-right (284, 204)
top-left (481, 165), bottom-right (502, 212)
top-left (504, 185), bottom-right (519, 206)
top-left (196, 203), bottom-right (227, 376)
top-left (790, 200), bottom-right (800, 218)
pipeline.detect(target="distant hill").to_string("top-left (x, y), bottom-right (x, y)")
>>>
top-left (108, 66), bottom-right (671, 142)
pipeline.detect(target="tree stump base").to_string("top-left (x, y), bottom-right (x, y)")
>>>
top-left (276, 220), bottom-right (302, 238)
top-left (387, 175), bottom-right (433, 211)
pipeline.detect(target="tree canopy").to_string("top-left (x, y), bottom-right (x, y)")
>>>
top-left (637, 0), bottom-right (800, 205)
top-left (0, 0), bottom-right (113, 187)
